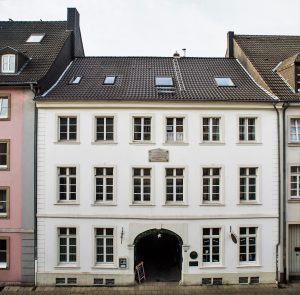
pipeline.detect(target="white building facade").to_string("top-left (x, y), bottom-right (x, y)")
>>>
top-left (36, 57), bottom-right (279, 286)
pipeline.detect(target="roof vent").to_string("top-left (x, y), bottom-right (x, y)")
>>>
top-left (173, 51), bottom-right (180, 58)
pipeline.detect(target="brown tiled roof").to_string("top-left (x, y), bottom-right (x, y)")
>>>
top-left (234, 35), bottom-right (300, 101)
top-left (37, 56), bottom-right (273, 102)
top-left (0, 21), bottom-right (71, 83)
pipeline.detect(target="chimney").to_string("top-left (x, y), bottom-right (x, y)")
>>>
top-left (227, 31), bottom-right (234, 58)
top-left (67, 8), bottom-right (80, 31)
top-left (173, 51), bottom-right (180, 58)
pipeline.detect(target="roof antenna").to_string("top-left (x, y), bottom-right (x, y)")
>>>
top-left (8, 18), bottom-right (13, 22)
top-left (182, 48), bottom-right (186, 57)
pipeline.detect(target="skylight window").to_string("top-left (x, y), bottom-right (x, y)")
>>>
top-left (103, 76), bottom-right (116, 85)
top-left (215, 77), bottom-right (235, 87)
top-left (155, 77), bottom-right (173, 87)
top-left (26, 33), bottom-right (45, 43)
top-left (69, 76), bottom-right (82, 84)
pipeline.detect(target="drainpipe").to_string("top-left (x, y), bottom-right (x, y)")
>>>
top-left (273, 102), bottom-right (281, 285)
top-left (282, 102), bottom-right (289, 283)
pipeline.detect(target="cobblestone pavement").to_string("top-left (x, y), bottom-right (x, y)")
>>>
top-left (1, 283), bottom-right (300, 295)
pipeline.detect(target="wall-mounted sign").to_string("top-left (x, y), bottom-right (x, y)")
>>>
top-left (149, 149), bottom-right (169, 162)
top-left (119, 257), bottom-right (128, 269)
top-left (189, 261), bottom-right (198, 267)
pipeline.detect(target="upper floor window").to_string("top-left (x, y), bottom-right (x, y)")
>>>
top-left (239, 227), bottom-right (257, 263)
top-left (26, 33), bottom-right (45, 43)
top-left (1, 54), bottom-right (15, 73)
top-left (133, 117), bottom-right (151, 142)
top-left (155, 77), bottom-right (173, 87)
top-left (240, 167), bottom-right (258, 202)
top-left (290, 166), bottom-right (300, 198)
top-left (202, 228), bottom-right (221, 264)
top-left (0, 187), bottom-right (9, 218)
top-left (69, 76), bottom-right (82, 84)
top-left (290, 118), bottom-right (300, 142)
top-left (58, 167), bottom-right (77, 202)
top-left (95, 167), bottom-right (114, 203)
top-left (166, 117), bottom-right (184, 142)
top-left (0, 140), bottom-right (9, 170)
top-left (96, 117), bottom-right (114, 141)
top-left (133, 168), bottom-right (151, 203)
top-left (95, 228), bottom-right (114, 264)
top-left (58, 227), bottom-right (77, 264)
top-left (0, 97), bottom-right (9, 120)
top-left (239, 117), bottom-right (256, 142)
top-left (166, 168), bottom-right (184, 203)
top-left (103, 76), bottom-right (116, 85)
top-left (202, 117), bottom-right (220, 142)
top-left (202, 168), bottom-right (221, 203)
top-left (0, 238), bottom-right (9, 269)
top-left (215, 77), bottom-right (235, 87)
top-left (58, 117), bottom-right (77, 141)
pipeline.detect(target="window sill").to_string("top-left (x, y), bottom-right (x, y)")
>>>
top-left (0, 118), bottom-right (10, 121)
top-left (92, 203), bottom-right (117, 206)
top-left (236, 142), bottom-right (262, 145)
top-left (288, 198), bottom-right (300, 203)
top-left (55, 265), bottom-right (80, 269)
top-left (129, 142), bottom-right (156, 145)
top-left (199, 265), bottom-right (225, 269)
top-left (130, 203), bottom-right (155, 207)
top-left (288, 142), bottom-right (300, 147)
top-left (92, 265), bottom-right (118, 269)
top-left (0, 167), bottom-right (9, 171)
top-left (237, 202), bottom-right (262, 205)
top-left (199, 142), bottom-right (225, 146)
top-left (236, 264), bottom-right (261, 268)
top-left (54, 202), bottom-right (80, 205)
top-left (163, 142), bottom-right (189, 146)
top-left (163, 203), bottom-right (188, 207)
top-left (199, 203), bottom-right (225, 206)
top-left (0, 215), bottom-right (8, 219)
top-left (54, 141), bottom-right (81, 145)
top-left (92, 141), bottom-right (118, 145)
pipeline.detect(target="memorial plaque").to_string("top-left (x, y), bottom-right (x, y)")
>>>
top-left (149, 149), bottom-right (169, 162)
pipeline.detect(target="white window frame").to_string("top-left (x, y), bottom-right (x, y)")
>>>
top-left (165, 116), bottom-right (187, 144)
top-left (238, 116), bottom-right (260, 143)
top-left (1, 54), bottom-right (15, 73)
top-left (201, 167), bottom-right (222, 204)
top-left (289, 117), bottom-right (300, 144)
top-left (57, 227), bottom-right (77, 265)
top-left (132, 116), bottom-right (152, 142)
top-left (0, 187), bottom-right (9, 218)
top-left (94, 167), bottom-right (115, 204)
top-left (201, 227), bottom-right (222, 266)
top-left (94, 116), bottom-right (115, 142)
top-left (201, 116), bottom-right (223, 143)
top-left (239, 167), bottom-right (259, 203)
top-left (94, 227), bottom-right (116, 266)
top-left (26, 33), bottom-right (45, 43)
top-left (0, 96), bottom-right (10, 120)
top-left (132, 167), bottom-right (152, 204)
top-left (290, 165), bottom-right (300, 199)
top-left (238, 226), bottom-right (259, 265)
top-left (165, 167), bottom-right (186, 204)
top-left (58, 116), bottom-right (78, 141)
top-left (57, 167), bottom-right (77, 203)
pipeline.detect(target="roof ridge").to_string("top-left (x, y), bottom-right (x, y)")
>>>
top-left (75, 56), bottom-right (236, 59)
top-left (0, 20), bottom-right (67, 23)
top-left (235, 34), bottom-right (300, 38)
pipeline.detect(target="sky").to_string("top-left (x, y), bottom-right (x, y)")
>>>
top-left (0, 0), bottom-right (300, 57)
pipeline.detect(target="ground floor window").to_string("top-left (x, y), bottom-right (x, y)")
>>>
top-left (239, 227), bottom-right (257, 263)
top-left (0, 238), bottom-right (8, 269)
top-left (95, 228), bottom-right (114, 264)
top-left (58, 227), bottom-right (77, 263)
top-left (202, 228), bottom-right (220, 263)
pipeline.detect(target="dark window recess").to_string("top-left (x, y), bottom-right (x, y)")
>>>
top-left (55, 278), bottom-right (66, 285)
top-left (250, 277), bottom-right (259, 284)
top-left (103, 76), bottom-right (116, 85)
top-left (105, 279), bottom-right (115, 286)
top-left (296, 66), bottom-right (300, 93)
top-left (213, 278), bottom-right (222, 285)
top-left (239, 277), bottom-right (249, 284)
top-left (202, 278), bottom-right (212, 285)
top-left (67, 278), bottom-right (77, 285)
top-left (94, 278), bottom-right (104, 285)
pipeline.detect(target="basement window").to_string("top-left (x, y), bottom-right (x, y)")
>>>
top-left (103, 76), bottom-right (116, 85)
top-left (26, 33), bottom-right (45, 43)
top-left (215, 77), bottom-right (235, 87)
top-left (69, 76), bottom-right (82, 84)
top-left (155, 77), bottom-right (173, 87)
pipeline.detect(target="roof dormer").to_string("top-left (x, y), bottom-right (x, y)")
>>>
top-left (0, 46), bottom-right (29, 75)
top-left (276, 52), bottom-right (300, 93)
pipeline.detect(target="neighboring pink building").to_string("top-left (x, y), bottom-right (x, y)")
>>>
top-left (0, 8), bottom-right (84, 284)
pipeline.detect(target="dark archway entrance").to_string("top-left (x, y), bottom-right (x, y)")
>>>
top-left (134, 229), bottom-right (182, 282)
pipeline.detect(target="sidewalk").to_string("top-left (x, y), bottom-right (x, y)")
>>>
top-left (1, 283), bottom-right (300, 295)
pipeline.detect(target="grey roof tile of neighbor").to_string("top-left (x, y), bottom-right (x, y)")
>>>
top-left (235, 35), bottom-right (300, 101)
top-left (0, 21), bottom-right (71, 83)
top-left (38, 56), bottom-right (273, 102)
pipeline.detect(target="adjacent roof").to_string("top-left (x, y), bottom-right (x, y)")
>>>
top-left (0, 21), bottom-right (71, 83)
top-left (234, 35), bottom-right (300, 101)
top-left (37, 56), bottom-right (273, 102)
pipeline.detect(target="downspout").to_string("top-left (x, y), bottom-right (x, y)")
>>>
top-left (282, 102), bottom-right (289, 283)
top-left (273, 102), bottom-right (281, 285)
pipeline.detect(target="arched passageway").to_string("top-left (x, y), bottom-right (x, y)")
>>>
top-left (134, 229), bottom-right (182, 282)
